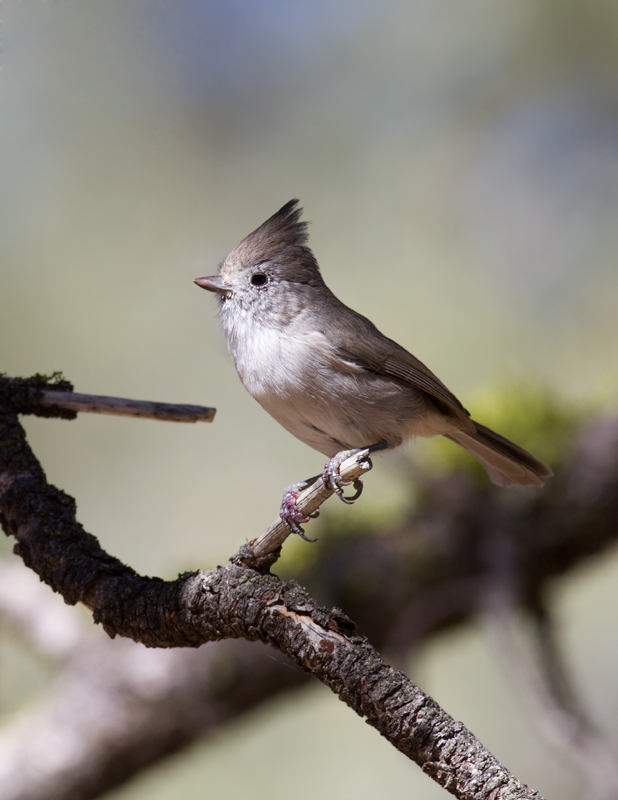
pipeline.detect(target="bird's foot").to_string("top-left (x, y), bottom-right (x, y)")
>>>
top-left (322, 450), bottom-right (367, 505)
top-left (280, 483), bottom-right (320, 541)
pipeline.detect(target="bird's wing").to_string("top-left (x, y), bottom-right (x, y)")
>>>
top-left (332, 310), bottom-right (475, 432)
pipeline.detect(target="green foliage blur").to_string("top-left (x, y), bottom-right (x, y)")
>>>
top-left (420, 383), bottom-right (584, 483)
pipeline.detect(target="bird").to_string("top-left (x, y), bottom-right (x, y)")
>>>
top-left (195, 200), bottom-right (552, 535)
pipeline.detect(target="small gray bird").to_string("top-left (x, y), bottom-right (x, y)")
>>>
top-left (195, 200), bottom-right (552, 533)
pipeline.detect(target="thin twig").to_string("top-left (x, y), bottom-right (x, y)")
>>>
top-left (36, 390), bottom-right (216, 423)
top-left (239, 450), bottom-right (373, 563)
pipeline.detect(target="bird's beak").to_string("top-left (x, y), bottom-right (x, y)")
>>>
top-left (194, 275), bottom-right (232, 295)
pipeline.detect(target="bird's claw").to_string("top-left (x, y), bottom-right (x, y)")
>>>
top-left (279, 447), bottom-right (374, 539)
top-left (279, 486), bottom-right (318, 542)
top-left (346, 478), bottom-right (364, 503)
top-left (322, 451), bottom-right (368, 504)
top-left (334, 477), bottom-right (364, 504)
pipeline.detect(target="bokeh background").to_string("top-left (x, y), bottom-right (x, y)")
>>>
top-left (3, 1), bottom-right (618, 798)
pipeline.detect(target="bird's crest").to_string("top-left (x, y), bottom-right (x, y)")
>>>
top-left (230, 200), bottom-right (318, 273)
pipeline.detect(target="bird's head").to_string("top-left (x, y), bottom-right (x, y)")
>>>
top-left (194, 200), bottom-right (326, 326)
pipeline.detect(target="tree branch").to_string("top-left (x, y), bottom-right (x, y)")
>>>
top-left (2, 391), bottom-right (618, 800)
top-left (0, 378), bottom-right (541, 800)
top-left (0, 374), bottom-right (215, 423)
top-left (236, 450), bottom-right (374, 565)
top-left (36, 390), bottom-right (216, 423)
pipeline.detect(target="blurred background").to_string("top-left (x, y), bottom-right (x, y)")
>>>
top-left (2, 1), bottom-right (618, 798)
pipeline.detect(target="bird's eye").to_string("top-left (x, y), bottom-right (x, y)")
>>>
top-left (250, 273), bottom-right (268, 287)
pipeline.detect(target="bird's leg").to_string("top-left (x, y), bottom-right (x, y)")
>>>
top-left (323, 443), bottom-right (388, 504)
top-left (280, 478), bottom-right (321, 541)
top-left (280, 444), bottom-right (386, 537)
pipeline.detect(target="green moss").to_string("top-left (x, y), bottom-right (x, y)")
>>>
top-left (33, 371), bottom-right (67, 386)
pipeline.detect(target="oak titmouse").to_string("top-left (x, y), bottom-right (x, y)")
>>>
top-left (195, 200), bottom-right (552, 530)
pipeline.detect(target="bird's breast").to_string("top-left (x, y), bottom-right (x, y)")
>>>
top-left (227, 321), bottom-right (313, 398)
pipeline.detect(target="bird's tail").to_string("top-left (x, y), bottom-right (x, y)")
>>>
top-left (444, 421), bottom-right (553, 487)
